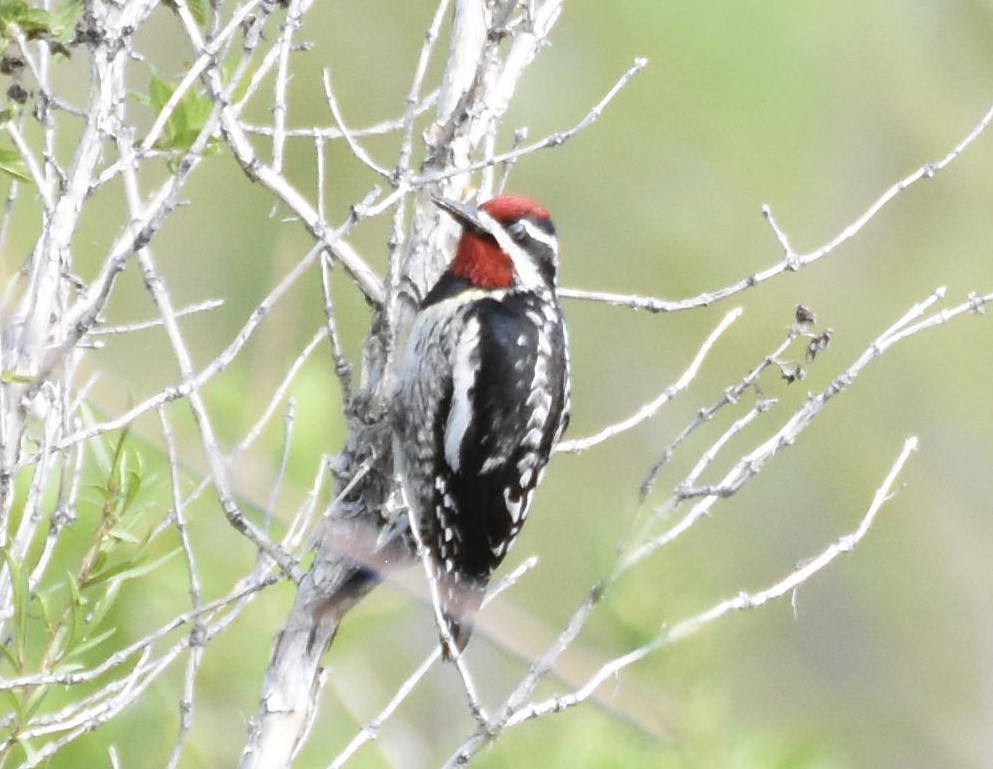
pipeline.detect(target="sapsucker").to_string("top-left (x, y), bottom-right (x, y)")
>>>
top-left (393, 194), bottom-right (571, 655)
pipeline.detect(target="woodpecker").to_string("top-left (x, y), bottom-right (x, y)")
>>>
top-left (393, 194), bottom-right (571, 655)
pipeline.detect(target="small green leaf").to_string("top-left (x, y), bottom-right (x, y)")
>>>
top-left (0, 639), bottom-right (20, 670)
top-left (0, 688), bottom-right (22, 719)
top-left (51, 0), bottom-right (81, 39)
top-left (146, 72), bottom-right (219, 153)
top-left (0, 0), bottom-right (43, 32)
top-left (52, 661), bottom-right (84, 676)
top-left (122, 466), bottom-right (143, 514)
top-left (0, 0), bottom-right (74, 46)
top-left (90, 546), bottom-right (180, 586)
top-left (163, 0), bottom-right (207, 26)
top-left (67, 626), bottom-right (115, 658)
top-left (148, 72), bottom-right (173, 117)
top-left (0, 143), bottom-right (31, 183)
top-left (22, 686), bottom-right (50, 721)
top-left (84, 563), bottom-right (120, 586)
top-left (66, 570), bottom-right (83, 647)
top-left (184, 0), bottom-right (207, 26)
top-left (184, 91), bottom-right (211, 129)
top-left (106, 527), bottom-right (140, 544)
top-left (85, 580), bottom-right (120, 631)
top-left (109, 431), bottom-right (127, 490)
top-left (36, 589), bottom-right (56, 635)
top-left (86, 550), bottom-right (107, 583)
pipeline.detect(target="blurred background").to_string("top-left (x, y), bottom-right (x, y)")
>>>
top-left (14, 1), bottom-right (993, 767)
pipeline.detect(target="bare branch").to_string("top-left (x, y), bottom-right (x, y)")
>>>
top-left (561, 99), bottom-right (993, 315)
top-left (503, 437), bottom-right (916, 728)
top-left (418, 57), bottom-right (648, 185)
top-left (624, 286), bottom-right (959, 569)
top-left (322, 70), bottom-right (392, 178)
top-left (557, 306), bottom-right (743, 453)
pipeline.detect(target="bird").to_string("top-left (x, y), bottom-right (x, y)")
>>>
top-left (392, 193), bottom-right (571, 656)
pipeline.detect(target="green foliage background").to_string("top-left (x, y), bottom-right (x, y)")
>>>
top-left (5, 2), bottom-right (993, 768)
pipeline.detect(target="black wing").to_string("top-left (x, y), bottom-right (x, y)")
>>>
top-left (442, 292), bottom-right (569, 580)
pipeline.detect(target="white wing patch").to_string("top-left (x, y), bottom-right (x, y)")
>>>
top-left (444, 316), bottom-right (481, 472)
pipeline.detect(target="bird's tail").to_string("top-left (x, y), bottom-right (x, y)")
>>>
top-left (437, 573), bottom-right (486, 660)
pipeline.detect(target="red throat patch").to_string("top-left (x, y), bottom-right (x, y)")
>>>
top-left (450, 233), bottom-right (514, 289)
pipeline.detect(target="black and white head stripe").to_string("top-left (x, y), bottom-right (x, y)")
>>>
top-left (476, 209), bottom-right (560, 291)
top-left (432, 194), bottom-right (561, 290)
top-left (506, 216), bottom-right (559, 263)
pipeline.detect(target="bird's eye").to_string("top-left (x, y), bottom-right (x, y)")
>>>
top-left (506, 220), bottom-right (528, 241)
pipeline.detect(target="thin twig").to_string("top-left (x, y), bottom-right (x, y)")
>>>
top-left (417, 57), bottom-right (648, 185)
top-left (159, 407), bottom-right (205, 769)
top-left (240, 92), bottom-right (438, 139)
top-left (504, 437), bottom-right (916, 728)
top-left (90, 299), bottom-right (224, 336)
top-left (639, 326), bottom-right (798, 499)
top-left (322, 70), bottom-right (392, 178)
top-left (623, 287), bottom-right (959, 569)
top-left (557, 307), bottom-right (743, 453)
top-left (327, 558), bottom-right (538, 769)
top-left (561, 99), bottom-right (993, 315)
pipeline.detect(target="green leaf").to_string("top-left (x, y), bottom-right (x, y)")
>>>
top-left (22, 686), bottom-right (49, 721)
top-left (122, 466), bottom-right (143, 515)
top-left (99, 428), bottom-right (133, 522)
top-left (52, 661), bottom-right (84, 676)
top-left (106, 526), bottom-right (140, 544)
top-left (67, 626), bottom-right (115, 658)
top-left (0, 639), bottom-right (20, 671)
top-left (183, 91), bottom-right (212, 128)
top-left (51, 0), bottom-right (81, 39)
top-left (184, 0), bottom-right (207, 26)
top-left (66, 570), bottom-right (83, 648)
top-left (109, 430), bottom-right (128, 491)
top-left (85, 579), bottom-right (120, 631)
top-left (35, 589), bottom-right (56, 636)
top-left (89, 546), bottom-right (180, 587)
top-left (0, 0), bottom-right (54, 37)
top-left (86, 550), bottom-right (107, 584)
top-left (0, 688), bottom-right (22, 720)
top-left (0, 143), bottom-right (32, 183)
top-left (85, 558), bottom-right (123, 588)
top-left (147, 72), bottom-right (219, 152)
top-left (148, 73), bottom-right (173, 118)
top-left (163, 0), bottom-right (207, 26)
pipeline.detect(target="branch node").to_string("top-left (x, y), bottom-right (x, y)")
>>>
top-left (969, 291), bottom-right (987, 315)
